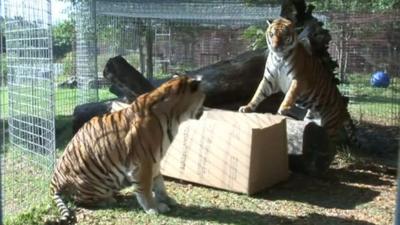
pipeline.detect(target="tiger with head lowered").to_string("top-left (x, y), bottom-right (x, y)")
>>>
top-left (239, 18), bottom-right (359, 170)
top-left (51, 75), bottom-right (205, 222)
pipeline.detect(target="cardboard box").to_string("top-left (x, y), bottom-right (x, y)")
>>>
top-left (161, 109), bottom-right (289, 195)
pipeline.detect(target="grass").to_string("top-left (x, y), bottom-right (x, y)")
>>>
top-left (1, 86), bottom-right (116, 117)
top-left (2, 148), bottom-right (54, 224)
top-left (1, 73), bottom-right (398, 224)
top-left (4, 156), bottom-right (397, 225)
top-left (339, 74), bottom-right (400, 125)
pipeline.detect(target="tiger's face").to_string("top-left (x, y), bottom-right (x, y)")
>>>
top-left (149, 75), bottom-right (205, 120)
top-left (266, 18), bottom-right (297, 56)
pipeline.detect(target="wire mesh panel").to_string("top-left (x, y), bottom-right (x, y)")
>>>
top-left (0, 0), bottom-right (4, 222)
top-left (55, 52), bottom-right (77, 116)
top-left (89, 1), bottom-right (399, 156)
top-left (3, 0), bottom-right (55, 219)
top-left (327, 10), bottom-right (400, 128)
top-left (94, 0), bottom-right (277, 103)
top-left (75, 0), bottom-right (98, 105)
top-left (323, 9), bottom-right (400, 154)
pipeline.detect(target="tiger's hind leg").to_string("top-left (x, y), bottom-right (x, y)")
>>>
top-left (135, 162), bottom-right (170, 214)
top-left (153, 175), bottom-right (177, 206)
top-left (74, 184), bottom-right (116, 209)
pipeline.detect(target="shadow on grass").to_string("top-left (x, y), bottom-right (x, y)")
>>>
top-left (55, 115), bottom-right (74, 150)
top-left (333, 167), bottom-right (393, 186)
top-left (356, 122), bottom-right (399, 161)
top-left (90, 196), bottom-right (375, 225)
top-left (255, 168), bottom-right (381, 210)
top-left (85, 166), bottom-right (382, 224)
top-left (167, 206), bottom-right (375, 225)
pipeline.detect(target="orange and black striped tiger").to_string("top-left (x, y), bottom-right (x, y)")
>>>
top-left (239, 18), bottom-right (359, 169)
top-left (51, 75), bottom-right (205, 222)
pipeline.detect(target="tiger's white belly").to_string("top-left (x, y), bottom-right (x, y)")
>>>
top-left (268, 53), bottom-right (321, 124)
top-left (267, 54), bottom-right (294, 93)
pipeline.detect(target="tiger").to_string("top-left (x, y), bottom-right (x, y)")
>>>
top-left (51, 75), bottom-right (205, 222)
top-left (239, 18), bottom-right (359, 171)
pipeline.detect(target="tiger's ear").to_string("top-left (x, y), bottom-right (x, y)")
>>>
top-left (266, 19), bottom-right (273, 26)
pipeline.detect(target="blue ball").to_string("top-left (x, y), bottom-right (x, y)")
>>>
top-left (371, 71), bottom-right (390, 88)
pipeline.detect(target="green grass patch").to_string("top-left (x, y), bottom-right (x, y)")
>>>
top-left (4, 203), bottom-right (56, 225)
top-left (339, 74), bottom-right (400, 125)
top-left (0, 72), bottom-right (398, 224)
top-left (2, 148), bottom-right (54, 222)
top-left (5, 160), bottom-right (396, 225)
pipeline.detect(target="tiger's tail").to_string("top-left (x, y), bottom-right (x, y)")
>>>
top-left (342, 117), bottom-right (362, 151)
top-left (53, 192), bottom-right (71, 222)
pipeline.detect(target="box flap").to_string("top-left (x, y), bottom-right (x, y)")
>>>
top-left (202, 109), bottom-right (286, 129)
top-left (249, 120), bottom-right (289, 194)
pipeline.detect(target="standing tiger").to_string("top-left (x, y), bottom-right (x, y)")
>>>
top-left (239, 18), bottom-right (359, 169)
top-left (51, 75), bottom-right (205, 222)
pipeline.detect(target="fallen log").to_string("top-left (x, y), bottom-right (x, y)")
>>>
top-left (187, 48), bottom-right (267, 108)
top-left (103, 55), bottom-right (154, 102)
top-left (103, 48), bottom-right (269, 109)
top-left (286, 118), bottom-right (331, 174)
top-left (72, 48), bottom-right (281, 133)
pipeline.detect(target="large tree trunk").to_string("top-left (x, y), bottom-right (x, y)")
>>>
top-left (188, 48), bottom-right (267, 108)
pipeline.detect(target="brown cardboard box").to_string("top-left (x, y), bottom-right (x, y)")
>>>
top-left (161, 109), bottom-right (289, 195)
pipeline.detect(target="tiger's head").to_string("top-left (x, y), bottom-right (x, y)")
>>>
top-left (145, 75), bottom-right (205, 121)
top-left (266, 18), bottom-right (297, 57)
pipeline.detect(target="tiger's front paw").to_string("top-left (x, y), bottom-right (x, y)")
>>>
top-left (145, 203), bottom-right (170, 214)
top-left (157, 203), bottom-right (170, 213)
top-left (164, 196), bottom-right (177, 206)
top-left (238, 105), bottom-right (253, 113)
top-left (155, 194), bottom-right (177, 206)
top-left (277, 107), bottom-right (291, 115)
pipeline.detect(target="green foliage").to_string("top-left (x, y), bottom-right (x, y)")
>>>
top-left (242, 25), bottom-right (267, 50)
top-left (125, 53), bottom-right (141, 70)
top-left (53, 20), bottom-right (75, 60)
top-left (60, 51), bottom-right (75, 77)
top-left (243, 0), bottom-right (399, 11)
top-left (308, 0), bottom-right (399, 12)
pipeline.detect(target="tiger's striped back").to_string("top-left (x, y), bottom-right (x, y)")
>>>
top-left (51, 75), bottom-right (205, 222)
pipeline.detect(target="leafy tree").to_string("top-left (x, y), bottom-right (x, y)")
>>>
top-left (308, 0), bottom-right (399, 12)
top-left (243, 25), bottom-right (267, 50)
top-left (243, 0), bottom-right (399, 11)
top-left (53, 19), bottom-right (75, 60)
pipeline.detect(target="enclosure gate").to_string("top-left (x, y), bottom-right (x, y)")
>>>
top-left (2, 0), bottom-right (55, 221)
